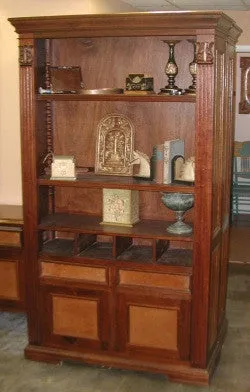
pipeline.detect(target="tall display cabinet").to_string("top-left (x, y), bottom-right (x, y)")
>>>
top-left (9, 12), bottom-right (241, 385)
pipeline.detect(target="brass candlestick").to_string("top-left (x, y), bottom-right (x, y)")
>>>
top-left (185, 40), bottom-right (197, 94)
top-left (159, 40), bottom-right (182, 95)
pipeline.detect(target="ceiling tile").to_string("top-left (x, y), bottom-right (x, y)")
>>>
top-left (122, 0), bottom-right (250, 10)
top-left (122, 0), bottom-right (166, 5)
top-left (133, 5), bottom-right (179, 10)
top-left (176, 4), bottom-right (246, 9)
top-left (171, 0), bottom-right (242, 5)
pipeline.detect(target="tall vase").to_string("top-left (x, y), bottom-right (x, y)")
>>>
top-left (159, 40), bottom-right (182, 95)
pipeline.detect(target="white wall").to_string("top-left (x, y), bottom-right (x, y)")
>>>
top-left (0, 0), bottom-right (136, 205)
top-left (226, 11), bottom-right (250, 46)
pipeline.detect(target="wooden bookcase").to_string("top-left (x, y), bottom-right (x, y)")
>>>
top-left (9, 12), bottom-right (241, 385)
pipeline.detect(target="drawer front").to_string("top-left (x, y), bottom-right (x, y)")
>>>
top-left (119, 269), bottom-right (190, 292)
top-left (41, 261), bottom-right (108, 284)
top-left (0, 230), bottom-right (22, 247)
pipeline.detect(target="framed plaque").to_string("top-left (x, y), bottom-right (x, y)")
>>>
top-left (239, 57), bottom-right (250, 114)
top-left (95, 114), bottom-right (134, 176)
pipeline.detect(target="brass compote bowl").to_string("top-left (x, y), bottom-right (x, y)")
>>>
top-left (161, 192), bottom-right (194, 234)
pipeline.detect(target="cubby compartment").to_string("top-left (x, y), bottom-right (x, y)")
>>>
top-left (117, 238), bottom-right (192, 266)
top-left (117, 237), bottom-right (165, 264)
top-left (39, 227), bottom-right (193, 268)
top-left (40, 231), bottom-right (98, 258)
top-left (78, 234), bottom-right (114, 260)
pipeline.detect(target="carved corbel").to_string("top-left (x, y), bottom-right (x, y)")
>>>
top-left (196, 42), bottom-right (214, 64)
top-left (19, 45), bottom-right (33, 66)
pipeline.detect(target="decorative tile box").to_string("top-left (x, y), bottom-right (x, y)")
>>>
top-left (101, 189), bottom-right (139, 227)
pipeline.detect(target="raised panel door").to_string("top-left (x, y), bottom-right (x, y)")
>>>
top-left (40, 285), bottom-right (111, 352)
top-left (116, 290), bottom-right (191, 360)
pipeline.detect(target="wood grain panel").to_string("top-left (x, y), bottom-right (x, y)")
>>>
top-left (208, 245), bottom-right (220, 351)
top-left (0, 260), bottom-right (19, 299)
top-left (51, 37), bottom-right (193, 94)
top-left (119, 269), bottom-right (190, 291)
top-left (218, 225), bottom-right (229, 328)
top-left (212, 49), bottom-right (224, 232)
top-left (50, 38), bottom-right (195, 221)
top-left (52, 295), bottom-right (98, 340)
top-left (53, 101), bottom-right (195, 168)
top-left (0, 230), bottom-right (22, 247)
top-left (129, 305), bottom-right (178, 350)
top-left (41, 262), bottom-right (107, 283)
top-left (221, 52), bottom-right (235, 220)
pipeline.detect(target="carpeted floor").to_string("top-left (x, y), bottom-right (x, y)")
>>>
top-left (0, 264), bottom-right (249, 392)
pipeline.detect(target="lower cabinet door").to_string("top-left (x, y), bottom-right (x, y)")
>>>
top-left (40, 285), bottom-right (110, 352)
top-left (0, 253), bottom-right (25, 311)
top-left (116, 291), bottom-right (191, 360)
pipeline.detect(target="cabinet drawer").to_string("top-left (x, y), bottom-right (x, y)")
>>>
top-left (0, 229), bottom-right (22, 247)
top-left (119, 269), bottom-right (190, 292)
top-left (41, 261), bottom-right (107, 284)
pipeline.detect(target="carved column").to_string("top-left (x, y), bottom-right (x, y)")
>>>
top-left (19, 38), bottom-right (41, 345)
top-left (192, 39), bottom-right (215, 368)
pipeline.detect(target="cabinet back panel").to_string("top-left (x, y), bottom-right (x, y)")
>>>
top-left (54, 188), bottom-right (102, 215)
top-left (52, 101), bottom-right (195, 167)
top-left (52, 187), bottom-right (194, 222)
top-left (50, 37), bottom-right (193, 92)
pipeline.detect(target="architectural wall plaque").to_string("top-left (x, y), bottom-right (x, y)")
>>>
top-left (95, 114), bottom-right (134, 176)
top-left (239, 57), bottom-right (250, 114)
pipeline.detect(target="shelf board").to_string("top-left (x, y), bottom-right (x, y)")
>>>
top-left (38, 213), bottom-right (194, 242)
top-left (36, 93), bottom-right (196, 103)
top-left (38, 175), bottom-right (194, 193)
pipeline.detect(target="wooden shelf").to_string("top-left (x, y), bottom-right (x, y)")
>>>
top-left (36, 93), bottom-right (196, 103)
top-left (38, 213), bottom-right (194, 242)
top-left (38, 175), bottom-right (195, 193)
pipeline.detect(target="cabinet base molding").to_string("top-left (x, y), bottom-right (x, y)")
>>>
top-left (24, 344), bottom-right (215, 385)
top-left (0, 299), bottom-right (25, 313)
